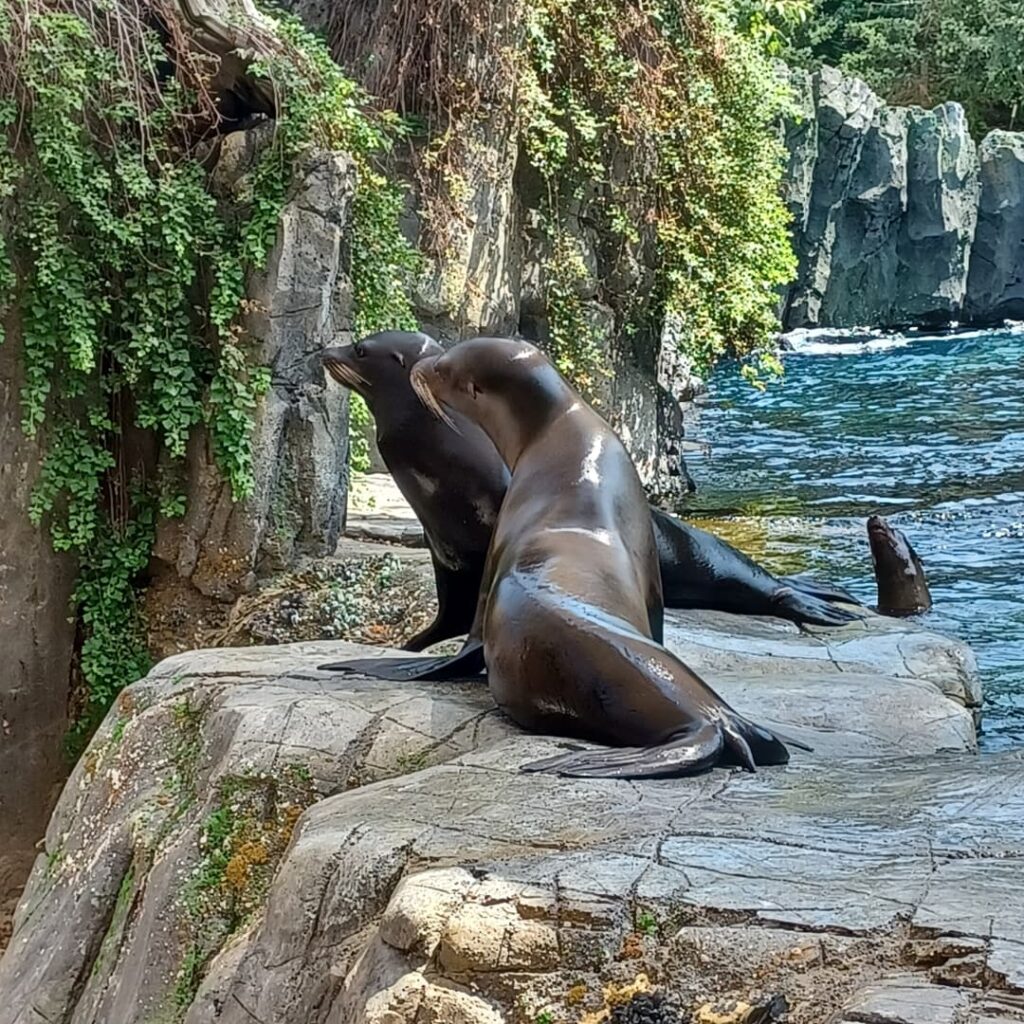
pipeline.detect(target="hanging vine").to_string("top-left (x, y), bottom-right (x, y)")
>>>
top-left (0, 0), bottom-right (418, 747)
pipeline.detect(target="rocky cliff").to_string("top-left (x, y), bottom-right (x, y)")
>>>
top-left (782, 65), bottom-right (1024, 331)
top-left (3, 572), bottom-right (1010, 1024)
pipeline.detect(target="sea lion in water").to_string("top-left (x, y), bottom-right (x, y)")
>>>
top-left (404, 337), bottom-right (807, 777)
top-left (321, 331), bottom-right (857, 679)
top-left (868, 515), bottom-right (932, 616)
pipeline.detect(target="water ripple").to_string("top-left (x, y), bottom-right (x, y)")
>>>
top-left (685, 328), bottom-right (1024, 751)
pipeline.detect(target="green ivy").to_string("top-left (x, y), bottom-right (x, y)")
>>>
top-left (520, 0), bottom-right (799, 384)
top-left (0, 1), bottom-right (418, 747)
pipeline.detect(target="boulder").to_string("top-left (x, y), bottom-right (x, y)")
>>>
top-left (1, 595), bottom-right (1010, 1023)
top-left (965, 131), bottom-right (1024, 324)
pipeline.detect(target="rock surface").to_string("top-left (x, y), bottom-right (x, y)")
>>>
top-left (147, 127), bottom-right (354, 619)
top-left (966, 132), bottom-right (1024, 324)
top-left (1, 587), bottom-right (1009, 1023)
top-left (783, 67), bottom-right (980, 330)
top-left (0, 310), bottom-right (78, 936)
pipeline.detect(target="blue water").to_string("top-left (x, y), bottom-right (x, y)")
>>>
top-left (684, 327), bottom-right (1024, 751)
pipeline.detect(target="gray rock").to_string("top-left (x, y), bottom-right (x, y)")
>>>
top-left (839, 976), bottom-right (970, 1024)
top-left (0, 600), bottom-right (1011, 1024)
top-left (783, 67), bottom-right (979, 330)
top-left (151, 130), bottom-right (354, 604)
top-left (965, 131), bottom-right (1024, 324)
top-left (895, 103), bottom-right (979, 325)
top-left (0, 310), bottom-right (78, 935)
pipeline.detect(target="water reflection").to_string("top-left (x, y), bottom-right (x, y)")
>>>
top-left (684, 328), bottom-right (1024, 751)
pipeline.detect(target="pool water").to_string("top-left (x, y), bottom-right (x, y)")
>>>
top-left (683, 327), bottom-right (1024, 751)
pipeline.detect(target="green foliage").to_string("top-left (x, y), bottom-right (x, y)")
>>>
top-left (520, 0), bottom-right (798, 381)
top-left (785, 0), bottom-right (1024, 134)
top-left (0, 0), bottom-right (417, 747)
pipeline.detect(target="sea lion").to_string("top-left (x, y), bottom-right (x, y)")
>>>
top-left (868, 515), bottom-right (932, 616)
top-left (321, 331), bottom-right (857, 680)
top-left (405, 336), bottom-right (807, 777)
top-left (324, 330), bottom-right (508, 659)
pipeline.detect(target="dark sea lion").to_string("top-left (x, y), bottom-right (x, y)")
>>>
top-left (320, 332), bottom-right (857, 681)
top-left (868, 515), bottom-right (933, 616)
top-left (406, 337), bottom-right (807, 777)
top-left (324, 330), bottom-right (506, 666)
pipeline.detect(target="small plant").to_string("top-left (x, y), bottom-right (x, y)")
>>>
top-left (536, 1012), bottom-right (555, 1024)
top-left (636, 910), bottom-right (658, 936)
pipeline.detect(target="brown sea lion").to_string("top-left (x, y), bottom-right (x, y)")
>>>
top-left (868, 515), bottom-right (933, 616)
top-left (320, 332), bottom-right (858, 680)
top-left (406, 336), bottom-right (806, 777)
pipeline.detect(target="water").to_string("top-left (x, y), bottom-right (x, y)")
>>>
top-left (683, 327), bottom-right (1024, 751)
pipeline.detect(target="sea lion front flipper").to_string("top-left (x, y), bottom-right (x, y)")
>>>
top-left (770, 586), bottom-right (860, 627)
top-left (778, 574), bottom-right (862, 607)
top-left (402, 559), bottom-right (484, 652)
top-left (319, 640), bottom-right (486, 681)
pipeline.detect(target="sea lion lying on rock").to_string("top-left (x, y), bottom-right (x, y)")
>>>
top-left (401, 336), bottom-right (808, 777)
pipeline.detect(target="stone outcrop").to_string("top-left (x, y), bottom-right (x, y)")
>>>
top-left (0, 312), bottom-right (78, 937)
top-left (3, 599), bottom-right (1018, 1024)
top-left (783, 64), bottom-right (1024, 332)
top-left (966, 132), bottom-right (1024, 323)
top-left (149, 127), bottom-right (353, 609)
top-left (783, 66), bottom-right (980, 330)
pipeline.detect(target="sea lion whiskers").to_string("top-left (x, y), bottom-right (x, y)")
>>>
top-left (324, 360), bottom-right (369, 390)
top-left (410, 362), bottom-right (461, 433)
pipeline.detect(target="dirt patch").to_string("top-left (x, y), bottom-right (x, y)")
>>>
top-left (206, 552), bottom-right (438, 650)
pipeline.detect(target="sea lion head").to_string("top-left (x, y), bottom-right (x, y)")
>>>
top-left (321, 330), bottom-right (441, 409)
top-left (867, 514), bottom-right (932, 616)
top-left (409, 337), bottom-right (571, 463)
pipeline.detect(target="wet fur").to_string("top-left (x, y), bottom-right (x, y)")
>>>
top-left (411, 338), bottom-right (808, 779)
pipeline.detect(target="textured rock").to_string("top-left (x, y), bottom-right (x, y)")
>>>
top-left (0, 311), bottom-right (78, 932)
top-left (150, 127), bottom-right (353, 608)
top-left (896, 103), bottom-right (979, 325)
top-left (783, 67), bottom-right (979, 330)
top-left (966, 132), bottom-right (1024, 324)
top-left (0, 594), bottom-right (1005, 1024)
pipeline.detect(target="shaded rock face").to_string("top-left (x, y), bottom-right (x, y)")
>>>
top-left (783, 67), bottom-right (980, 330)
top-left (0, 312), bottom-right (78, 933)
top-left (278, 0), bottom-right (694, 502)
top-left (966, 132), bottom-right (1024, 324)
top-left (1, 604), bottom-right (1008, 1023)
top-left (151, 127), bottom-right (353, 609)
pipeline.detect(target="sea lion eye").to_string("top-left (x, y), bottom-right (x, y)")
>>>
top-left (355, 344), bottom-right (367, 358)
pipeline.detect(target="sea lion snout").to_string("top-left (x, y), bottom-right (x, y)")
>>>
top-left (321, 345), bottom-right (370, 391)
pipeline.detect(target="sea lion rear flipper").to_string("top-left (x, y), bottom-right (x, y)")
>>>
top-left (778, 574), bottom-right (862, 607)
top-left (319, 640), bottom-right (486, 681)
top-left (520, 708), bottom-right (806, 780)
top-left (771, 586), bottom-right (860, 627)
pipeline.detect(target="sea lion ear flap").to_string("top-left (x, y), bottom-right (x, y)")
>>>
top-left (393, 352), bottom-right (406, 367)
top-left (469, 380), bottom-right (480, 399)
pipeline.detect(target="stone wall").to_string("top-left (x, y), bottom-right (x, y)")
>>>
top-left (783, 65), bottom-right (1024, 331)
top-left (0, 126), bottom-right (356, 924)
top-left (0, 311), bottom-right (78, 932)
